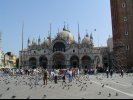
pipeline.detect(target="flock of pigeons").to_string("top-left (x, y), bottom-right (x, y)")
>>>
top-left (0, 73), bottom-right (133, 99)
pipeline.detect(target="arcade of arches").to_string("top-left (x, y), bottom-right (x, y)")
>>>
top-left (28, 54), bottom-right (94, 70)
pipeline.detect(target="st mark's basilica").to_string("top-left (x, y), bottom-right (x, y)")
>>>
top-left (19, 25), bottom-right (103, 70)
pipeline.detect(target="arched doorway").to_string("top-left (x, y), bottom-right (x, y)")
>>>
top-left (29, 57), bottom-right (37, 69)
top-left (70, 55), bottom-right (79, 68)
top-left (95, 56), bottom-right (100, 68)
top-left (53, 52), bottom-right (65, 69)
top-left (81, 55), bottom-right (91, 69)
top-left (39, 56), bottom-right (48, 69)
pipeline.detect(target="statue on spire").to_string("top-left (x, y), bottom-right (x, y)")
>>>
top-left (63, 21), bottom-right (67, 31)
top-left (38, 36), bottom-right (41, 45)
top-left (28, 37), bottom-right (31, 47)
top-left (90, 33), bottom-right (93, 40)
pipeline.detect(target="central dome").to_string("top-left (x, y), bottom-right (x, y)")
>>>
top-left (57, 27), bottom-right (74, 43)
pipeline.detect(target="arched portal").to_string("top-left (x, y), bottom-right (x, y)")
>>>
top-left (53, 52), bottom-right (65, 69)
top-left (70, 55), bottom-right (79, 68)
top-left (39, 56), bottom-right (48, 69)
top-left (81, 55), bottom-right (92, 69)
top-left (53, 42), bottom-right (66, 52)
top-left (29, 57), bottom-right (37, 69)
top-left (95, 56), bottom-right (100, 68)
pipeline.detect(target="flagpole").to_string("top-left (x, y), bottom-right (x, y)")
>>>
top-left (78, 23), bottom-right (80, 69)
top-left (21, 22), bottom-right (24, 69)
top-left (78, 23), bottom-right (79, 56)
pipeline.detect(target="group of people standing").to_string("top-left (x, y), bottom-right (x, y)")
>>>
top-left (106, 69), bottom-right (124, 78)
top-left (32, 67), bottom-right (80, 86)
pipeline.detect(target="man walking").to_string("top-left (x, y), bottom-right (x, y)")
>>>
top-left (43, 69), bottom-right (48, 85)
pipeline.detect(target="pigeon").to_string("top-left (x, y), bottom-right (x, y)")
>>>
top-left (98, 92), bottom-right (101, 95)
top-left (11, 95), bottom-right (16, 99)
top-left (108, 93), bottom-right (111, 97)
top-left (30, 86), bottom-right (33, 89)
top-left (26, 96), bottom-right (30, 99)
top-left (49, 86), bottom-right (51, 88)
top-left (42, 94), bottom-right (47, 98)
top-left (78, 84), bottom-right (81, 87)
top-left (80, 86), bottom-right (84, 91)
top-left (7, 87), bottom-right (10, 91)
top-left (102, 84), bottom-right (104, 88)
top-left (83, 83), bottom-right (86, 85)
top-left (115, 92), bottom-right (118, 96)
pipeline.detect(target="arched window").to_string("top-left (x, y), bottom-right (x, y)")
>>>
top-left (53, 42), bottom-right (66, 52)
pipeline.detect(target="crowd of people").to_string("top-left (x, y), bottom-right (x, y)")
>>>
top-left (0, 66), bottom-right (126, 86)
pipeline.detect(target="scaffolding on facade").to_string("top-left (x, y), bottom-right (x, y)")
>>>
top-left (112, 41), bottom-right (127, 71)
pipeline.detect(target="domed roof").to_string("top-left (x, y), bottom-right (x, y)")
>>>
top-left (57, 27), bottom-right (74, 43)
top-left (82, 34), bottom-right (91, 44)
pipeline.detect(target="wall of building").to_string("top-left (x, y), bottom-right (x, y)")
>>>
top-left (110, 0), bottom-right (133, 69)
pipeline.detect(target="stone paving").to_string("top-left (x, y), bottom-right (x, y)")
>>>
top-left (0, 73), bottom-right (133, 99)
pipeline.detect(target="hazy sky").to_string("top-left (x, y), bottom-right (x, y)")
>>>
top-left (0, 0), bottom-right (112, 57)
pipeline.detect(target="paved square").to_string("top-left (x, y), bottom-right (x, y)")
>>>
top-left (0, 73), bottom-right (133, 99)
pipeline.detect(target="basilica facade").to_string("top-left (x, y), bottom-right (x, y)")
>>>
top-left (19, 25), bottom-right (103, 70)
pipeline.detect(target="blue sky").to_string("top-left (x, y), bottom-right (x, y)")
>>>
top-left (0, 0), bottom-right (112, 57)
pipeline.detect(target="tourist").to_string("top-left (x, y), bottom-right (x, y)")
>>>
top-left (54, 68), bottom-right (59, 84)
top-left (76, 67), bottom-right (80, 81)
top-left (106, 69), bottom-right (109, 78)
top-left (72, 67), bottom-right (76, 80)
top-left (110, 69), bottom-right (113, 78)
top-left (34, 68), bottom-right (39, 85)
top-left (62, 69), bottom-right (66, 83)
top-left (50, 69), bottom-right (55, 82)
top-left (68, 68), bottom-right (72, 83)
top-left (43, 69), bottom-right (48, 85)
top-left (120, 69), bottom-right (124, 78)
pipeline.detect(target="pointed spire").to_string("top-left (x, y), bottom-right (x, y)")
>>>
top-left (63, 21), bottom-right (66, 31)
top-left (48, 23), bottom-right (52, 44)
top-left (85, 30), bottom-right (89, 37)
top-left (58, 28), bottom-right (60, 33)
top-left (28, 37), bottom-right (31, 46)
top-left (38, 35), bottom-right (41, 45)
top-left (78, 23), bottom-right (81, 44)
top-left (28, 37), bottom-right (30, 43)
top-left (90, 33), bottom-right (93, 40)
